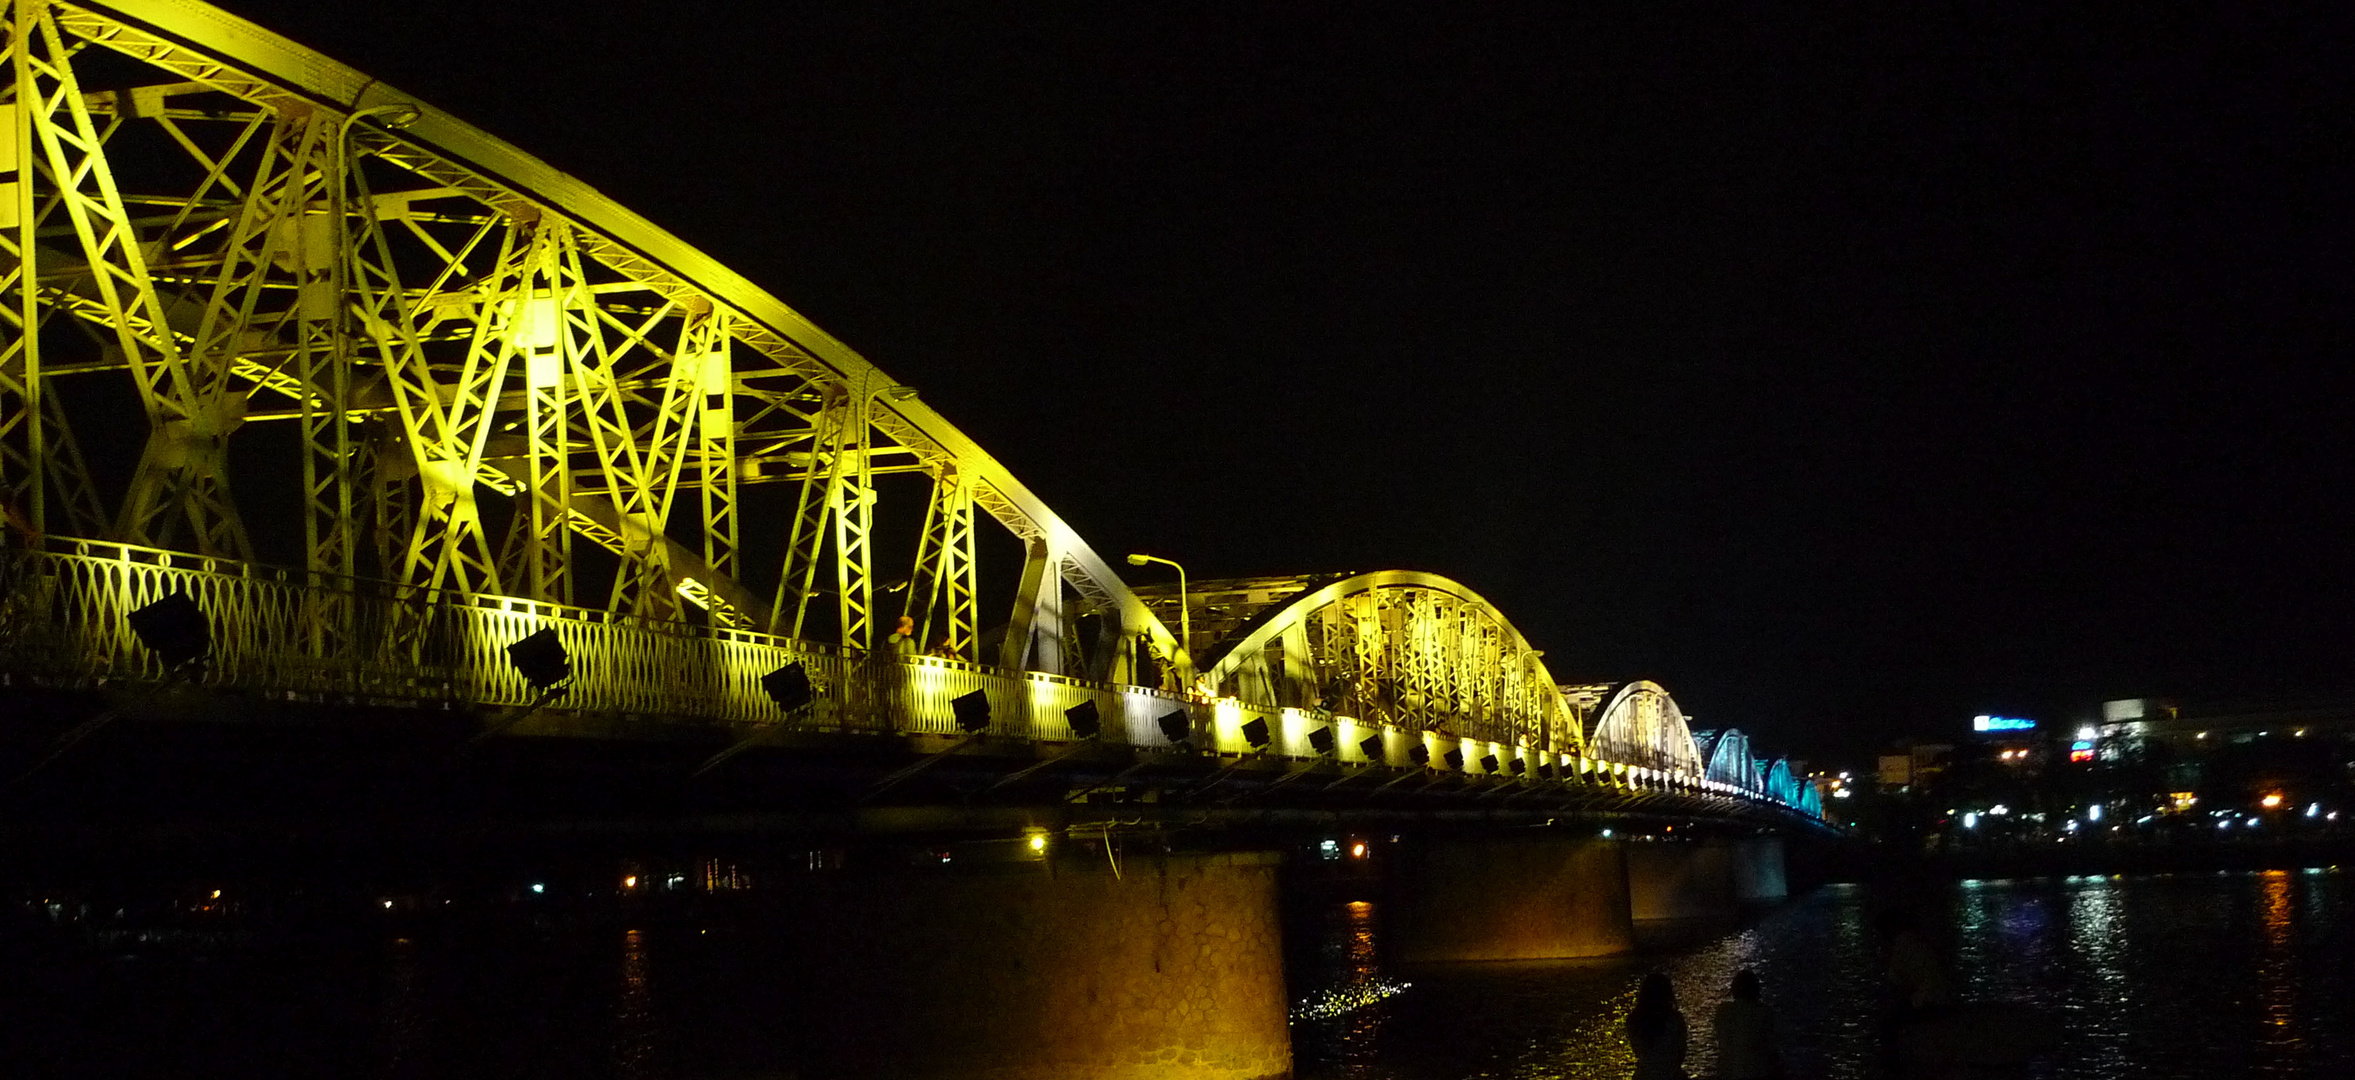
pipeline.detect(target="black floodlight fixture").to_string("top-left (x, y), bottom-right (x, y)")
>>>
top-left (1064, 699), bottom-right (1103, 739)
top-left (761, 662), bottom-right (814, 713)
top-left (127, 591), bottom-right (209, 670)
top-left (952, 689), bottom-right (992, 733)
top-left (1156, 710), bottom-right (1193, 746)
top-left (1408, 744), bottom-right (1431, 767)
top-left (1240, 717), bottom-right (1271, 749)
top-left (1443, 748), bottom-right (1464, 771)
top-left (1307, 726), bottom-right (1335, 755)
top-left (505, 627), bottom-right (570, 689)
top-left (1480, 754), bottom-right (1499, 774)
top-left (1510, 757), bottom-right (1528, 776)
top-left (1358, 733), bottom-right (1384, 760)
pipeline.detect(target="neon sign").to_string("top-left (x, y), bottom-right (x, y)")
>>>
top-left (1972, 715), bottom-right (2036, 732)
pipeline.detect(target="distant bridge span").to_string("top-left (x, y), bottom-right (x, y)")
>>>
top-left (0, 0), bottom-right (1824, 833)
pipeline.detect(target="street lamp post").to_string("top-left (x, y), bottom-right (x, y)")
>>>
top-left (1125, 552), bottom-right (1190, 674)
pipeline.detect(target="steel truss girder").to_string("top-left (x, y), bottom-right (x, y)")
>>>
top-left (4, 0), bottom-right (1182, 670)
top-left (12, 1), bottom-right (250, 557)
top-left (905, 466), bottom-right (977, 661)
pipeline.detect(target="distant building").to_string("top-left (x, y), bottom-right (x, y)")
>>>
top-left (2097, 697), bottom-right (2355, 755)
top-left (1876, 740), bottom-right (1953, 793)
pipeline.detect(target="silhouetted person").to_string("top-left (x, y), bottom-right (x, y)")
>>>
top-left (1626, 971), bottom-right (1689, 1080)
top-left (1877, 908), bottom-right (1954, 1017)
top-left (1875, 906), bottom-right (1959, 1076)
top-left (1712, 969), bottom-right (1783, 1079)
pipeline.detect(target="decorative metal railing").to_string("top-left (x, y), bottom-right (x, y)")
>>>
top-left (0, 538), bottom-right (1820, 820)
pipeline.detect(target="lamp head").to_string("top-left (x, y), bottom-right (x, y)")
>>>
top-left (1126, 553), bottom-right (1151, 566)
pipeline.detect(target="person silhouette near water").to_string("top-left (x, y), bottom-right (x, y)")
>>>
top-left (1712, 969), bottom-right (1784, 1079)
top-left (1626, 971), bottom-right (1689, 1080)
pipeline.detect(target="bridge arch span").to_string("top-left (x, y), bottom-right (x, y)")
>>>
top-left (1586, 681), bottom-right (1704, 778)
top-left (0, 0), bottom-right (1183, 684)
top-left (1698, 728), bottom-right (1762, 794)
top-left (1194, 571), bottom-right (1582, 755)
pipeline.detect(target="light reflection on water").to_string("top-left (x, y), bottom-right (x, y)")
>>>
top-left (6, 870), bottom-right (2351, 1078)
top-left (1291, 872), bottom-right (2355, 1080)
top-left (614, 928), bottom-right (658, 1078)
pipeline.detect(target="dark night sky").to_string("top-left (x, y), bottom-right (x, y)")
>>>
top-left (215, 1), bottom-right (2355, 761)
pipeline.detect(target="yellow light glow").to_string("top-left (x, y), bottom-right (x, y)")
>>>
top-left (2261, 793), bottom-right (2284, 809)
top-left (1028, 833), bottom-right (1048, 853)
top-left (1350, 842), bottom-right (1367, 859)
top-left (623, 875), bottom-right (638, 888)
top-left (210, 889), bottom-right (221, 899)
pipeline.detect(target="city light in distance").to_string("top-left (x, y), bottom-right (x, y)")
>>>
top-left (2260, 793), bottom-right (2284, 809)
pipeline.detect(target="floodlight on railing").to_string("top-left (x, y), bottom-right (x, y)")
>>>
top-left (761, 662), bottom-right (813, 713)
top-left (127, 591), bottom-right (209, 671)
top-left (1307, 725), bottom-right (1335, 756)
top-left (952, 689), bottom-right (992, 733)
top-left (1156, 709), bottom-right (1192, 747)
top-left (504, 628), bottom-right (571, 690)
top-left (1240, 717), bottom-right (1270, 749)
top-left (1063, 699), bottom-right (1102, 739)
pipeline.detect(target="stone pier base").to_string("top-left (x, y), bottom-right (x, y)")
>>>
top-left (779, 850), bottom-right (1291, 1080)
top-left (1388, 833), bottom-right (1634, 962)
top-left (1732, 835), bottom-right (1789, 902)
top-left (1625, 839), bottom-right (1739, 921)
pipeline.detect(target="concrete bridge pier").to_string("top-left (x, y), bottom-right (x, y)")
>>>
top-left (1625, 838), bottom-right (1741, 922)
top-left (1387, 832), bottom-right (1635, 961)
top-left (1732, 835), bottom-right (1790, 902)
top-left (778, 849), bottom-right (1291, 1080)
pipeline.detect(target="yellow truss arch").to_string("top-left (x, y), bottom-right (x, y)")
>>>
top-left (1195, 570), bottom-right (1583, 756)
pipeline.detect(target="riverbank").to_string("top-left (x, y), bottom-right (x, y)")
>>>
top-left (1822, 835), bottom-right (2352, 884)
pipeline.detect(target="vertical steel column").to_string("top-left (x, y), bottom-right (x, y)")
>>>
top-left (0, 9), bottom-right (38, 542)
top-left (831, 372), bottom-right (874, 649)
top-left (694, 311), bottom-right (739, 616)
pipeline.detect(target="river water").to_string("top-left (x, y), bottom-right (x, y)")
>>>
top-left (1291, 869), bottom-right (2354, 1079)
top-left (2, 869), bottom-right (2347, 1078)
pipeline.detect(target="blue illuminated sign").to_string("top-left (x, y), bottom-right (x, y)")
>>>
top-left (1972, 715), bottom-right (2036, 733)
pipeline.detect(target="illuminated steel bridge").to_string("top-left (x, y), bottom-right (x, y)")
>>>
top-left (0, 0), bottom-right (1823, 833)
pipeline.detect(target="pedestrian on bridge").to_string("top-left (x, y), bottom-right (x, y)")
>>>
top-left (1626, 971), bottom-right (1690, 1080)
top-left (888, 616), bottom-right (920, 659)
